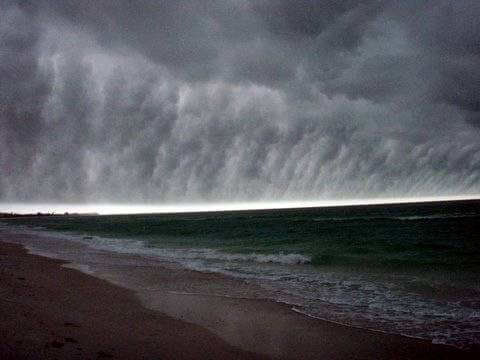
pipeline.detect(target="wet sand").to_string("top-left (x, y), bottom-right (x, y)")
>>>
top-left (0, 242), bottom-right (263, 360)
top-left (1, 239), bottom-right (479, 359)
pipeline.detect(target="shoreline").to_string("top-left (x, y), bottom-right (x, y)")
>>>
top-left (1, 235), bottom-right (479, 359)
top-left (0, 241), bottom-right (263, 360)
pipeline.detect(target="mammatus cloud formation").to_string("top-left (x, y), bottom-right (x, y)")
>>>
top-left (1, 0), bottom-right (479, 203)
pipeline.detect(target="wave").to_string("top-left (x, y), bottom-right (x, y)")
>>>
top-left (394, 213), bottom-right (478, 221)
top-left (113, 244), bottom-right (311, 265)
top-left (35, 230), bottom-right (313, 266)
top-left (312, 213), bottom-right (478, 222)
top-left (1, 223), bottom-right (311, 266)
top-left (199, 251), bottom-right (311, 265)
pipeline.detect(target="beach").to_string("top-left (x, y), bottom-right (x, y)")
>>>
top-left (0, 241), bottom-right (264, 360)
top-left (1, 232), bottom-right (478, 359)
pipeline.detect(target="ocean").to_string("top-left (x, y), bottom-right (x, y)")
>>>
top-left (1, 200), bottom-right (479, 348)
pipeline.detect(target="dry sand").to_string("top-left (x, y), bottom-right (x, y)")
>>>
top-left (1, 240), bottom-right (478, 359)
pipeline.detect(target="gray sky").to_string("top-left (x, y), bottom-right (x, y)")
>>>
top-left (1, 0), bottom-right (479, 204)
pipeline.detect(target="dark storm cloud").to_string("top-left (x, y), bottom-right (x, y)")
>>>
top-left (0, 1), bottom-right (52, 200)
top-left (0, 0), bottom-right (479, 203)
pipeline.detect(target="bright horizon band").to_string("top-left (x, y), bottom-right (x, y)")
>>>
top-left (2, 195), bottom-right (479, 215)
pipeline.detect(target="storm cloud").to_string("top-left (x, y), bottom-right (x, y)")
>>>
top-left (1, 0), bottom-right (479, 203)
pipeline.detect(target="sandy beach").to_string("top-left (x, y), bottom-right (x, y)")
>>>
top-left (0, 241), bottom-right (263, 360)
top-left (1, 237), bottom-right (479, 360)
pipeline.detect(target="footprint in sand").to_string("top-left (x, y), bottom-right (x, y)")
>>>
top-left (97, 350), bottom-right (114, 359)
top-left (50, 340), bottom-right (64, 348)
top-left (64, 322), bottom-right (80, 327)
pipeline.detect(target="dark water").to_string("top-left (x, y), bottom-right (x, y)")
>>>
top-left (2, 200), bottom-right (480, 347)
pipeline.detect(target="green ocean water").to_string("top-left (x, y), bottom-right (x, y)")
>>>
top-left (3, 200), bottom-right (480, 347)
top-left (4, 200), bottom-right (480, 270)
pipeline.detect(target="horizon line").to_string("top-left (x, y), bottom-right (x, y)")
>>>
top-left (1, 195), bottom-right (479, 215)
